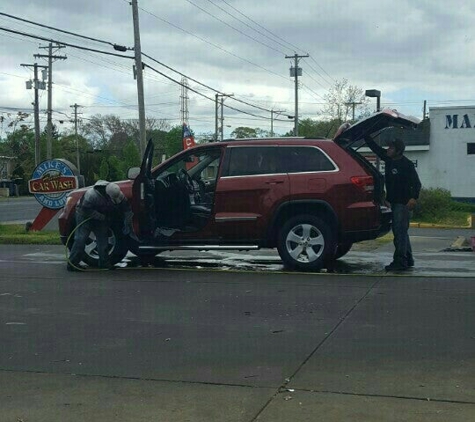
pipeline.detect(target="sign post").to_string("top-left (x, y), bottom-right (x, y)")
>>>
top-left (27, 159), bottom-right (80, 231)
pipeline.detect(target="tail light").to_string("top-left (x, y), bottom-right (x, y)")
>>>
top-left (351, 175), bottom-right (374, 197)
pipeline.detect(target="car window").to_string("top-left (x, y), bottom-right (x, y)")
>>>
top-left (282, 146), bottom-right (336, 173)
top-left (225, 146), bottom-right (281, 176)
top-left (156, 149), bottom-right (221, 181)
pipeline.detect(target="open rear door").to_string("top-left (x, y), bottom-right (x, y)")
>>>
top-left (333, 109), bottom-right (420, 149)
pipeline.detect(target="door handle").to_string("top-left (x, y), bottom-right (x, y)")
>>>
top-left (265, 180), bottom-right (284, 185)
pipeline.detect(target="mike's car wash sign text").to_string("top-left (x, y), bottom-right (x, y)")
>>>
top-left (29, 159), bottom-right (78, 209)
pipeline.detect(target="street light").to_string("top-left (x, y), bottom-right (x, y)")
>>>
top-left (365, 89), bottom-right (382, 172)
top-left (365, 89), bottom-right (381, 112)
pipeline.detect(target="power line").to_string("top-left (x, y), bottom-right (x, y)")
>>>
top-left (0, 13), bottom-right (291, 117)
top-left (220, 0), bottom-right (305, 54)
top-left (142, 52), bottom-right (274, 113)
top-left (205, 0), bottom-right (293, 53)
top-left (216, 0), bottom-right (335, 90)
top-left (138, 6), bottom-right (289, 82)
top-left (0, 11), bottom-right (130, 51)
top-left (144, 62), bottom-right (274, 121)
top-left (0, 26), bottom-right (134, 59)
top-left (184, 0), bottom-right (285, 55)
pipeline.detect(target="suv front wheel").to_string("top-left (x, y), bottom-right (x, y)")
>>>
top-left (68, 225), bottom-right (128, 267)
top-left (277, 215), bottom-right (334, 271)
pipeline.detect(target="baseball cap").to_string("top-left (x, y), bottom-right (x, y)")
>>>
top-left (105, 183), bottom-right (125, 204)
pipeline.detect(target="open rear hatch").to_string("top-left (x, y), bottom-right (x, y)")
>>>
top-left (333, 109), bottom-right (421, 203)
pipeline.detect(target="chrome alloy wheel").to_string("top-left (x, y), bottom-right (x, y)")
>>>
top-left (84, 229), bottom-right (117, 260)
top-left (285, 223), bottom-right (325, 264)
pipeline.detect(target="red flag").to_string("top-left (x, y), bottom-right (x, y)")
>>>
top-left (183, 123), bottom-right (196, 150)
top-left (183, 123), bottom-right (197, 170)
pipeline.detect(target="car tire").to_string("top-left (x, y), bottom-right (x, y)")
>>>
top-left (277, 215), bottom-right (335, 271)
top-left (69, 225), bottom-right (128, 267)
top-left (334, 242), bottom-right (353, 259)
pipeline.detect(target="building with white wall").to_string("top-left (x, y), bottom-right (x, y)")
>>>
top-left (417, 106), bottom-right (474, 201)
top-left (362, 106), bottom-right (474, 202)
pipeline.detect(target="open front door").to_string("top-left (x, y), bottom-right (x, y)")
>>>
top-left (131, 139), bottom-right (155, 238)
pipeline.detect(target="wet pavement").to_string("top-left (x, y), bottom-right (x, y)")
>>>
top-left (119, 227), bottom-right (475, 278)
top-left (1, 227), bottom-right (474, 276)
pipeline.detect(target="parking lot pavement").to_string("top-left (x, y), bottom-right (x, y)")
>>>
top-left (1, 263), bottom-right (474, 421)
top-left (0, 229), bottom-right (474, 421)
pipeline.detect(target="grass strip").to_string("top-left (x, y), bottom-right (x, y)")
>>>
top-left (0, 224), bottom-right (61, 245)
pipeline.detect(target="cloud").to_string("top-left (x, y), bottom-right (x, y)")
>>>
top-left (1, 0), bottom-right (474, 138)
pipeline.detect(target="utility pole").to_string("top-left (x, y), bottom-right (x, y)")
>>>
top-left (215, 93), bottom-right (233, 141)
top-left (345, 101), bottom-right (362, 121)
top-left (270, 109), bottom-right (285, 137)
top-left (180, 77), bottom-right (189, 124)
top-left (35, 43), bottom-right (66, 160)
top-left (70, 103), bottom-right (82, 173)
top-left (214, 93), bottom-right (219, 141)
top-left (131, 0), bottom-right (146, 156)
top-left (22, 62), bottom-right (47, 165)
top-left (285, 53), bottom-right (308, 136)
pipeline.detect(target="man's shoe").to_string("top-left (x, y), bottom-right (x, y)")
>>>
top-left (385, 262), bottom-right (408, 271)
top-left (67, 263), bottom-right (87, 272)
top-left (407, 260), bottom-right (415, 267)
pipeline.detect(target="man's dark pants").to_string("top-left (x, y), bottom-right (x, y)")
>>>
top-left (391, 203), bottom-right (413, 267)
top-left (69, 213), bottom-right (110, 268)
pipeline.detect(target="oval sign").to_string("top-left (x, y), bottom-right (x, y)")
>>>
top-left (29, 159), bottom-right (79, 210)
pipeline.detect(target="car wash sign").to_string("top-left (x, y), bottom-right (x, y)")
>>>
top-left (28, 159), bottom-right (78, 209)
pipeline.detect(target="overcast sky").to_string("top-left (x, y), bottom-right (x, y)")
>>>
top-left (1, 0), bottom-right (474, 138)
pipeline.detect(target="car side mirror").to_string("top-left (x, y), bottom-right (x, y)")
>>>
top-left (127, 167), bottom-right (140, 180)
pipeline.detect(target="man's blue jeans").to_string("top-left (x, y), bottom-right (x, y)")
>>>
top-left (391, 203), bottom-right (413, 267)
top-left (69, 213), bottom-right (110, 268)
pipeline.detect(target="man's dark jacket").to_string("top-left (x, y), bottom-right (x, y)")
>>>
top-left (365, 137), bottom-right (422, 205)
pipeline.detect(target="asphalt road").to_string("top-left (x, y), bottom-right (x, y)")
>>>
top-left (1, 244), bottom-right (474, 421)
top-left (0, 196), bottom-right (43, 223)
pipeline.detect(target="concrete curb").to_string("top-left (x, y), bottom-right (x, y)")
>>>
top-left (410, 222), bottom-right (472, 229)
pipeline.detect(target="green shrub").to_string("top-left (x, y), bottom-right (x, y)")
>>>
top-left (450, 201), bottom-right (475, 212)
top-left (413, 188), bottom-right (453, 220)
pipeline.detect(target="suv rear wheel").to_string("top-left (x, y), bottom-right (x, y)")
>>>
top-left (277, 215), bottom-right (335, 271)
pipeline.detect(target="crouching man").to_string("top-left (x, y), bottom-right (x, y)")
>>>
top-left (67, 180), bottom-right (134, 271)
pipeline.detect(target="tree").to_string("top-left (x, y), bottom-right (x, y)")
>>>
top-left (0, 126), bottom-right (35, 194)
top-left (164, 125), bottom-right (184, 158)
top-left (121, 140), bottom-right (141, 175)
top-left (99, 159), bottom-right (109, 180)
top-left (284, 118), bottom-right (343, 139)
top-left (320, 78), bottom-right (370, 122)
top-left (230, 127), bottom-right (269, 139)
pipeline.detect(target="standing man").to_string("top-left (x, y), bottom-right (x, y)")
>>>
top-left (67, 180), bottom-right (134, 271)
top-left (365, 136), bottom-right (422, 271)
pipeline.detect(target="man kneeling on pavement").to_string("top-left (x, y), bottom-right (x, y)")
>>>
top-left (67, 180), bottom-right (135, 271)
top-left (365, 135), bottom-right (422, 271)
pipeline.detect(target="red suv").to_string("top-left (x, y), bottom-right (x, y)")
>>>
top-left (59, 110), bottom-right (419, 271)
